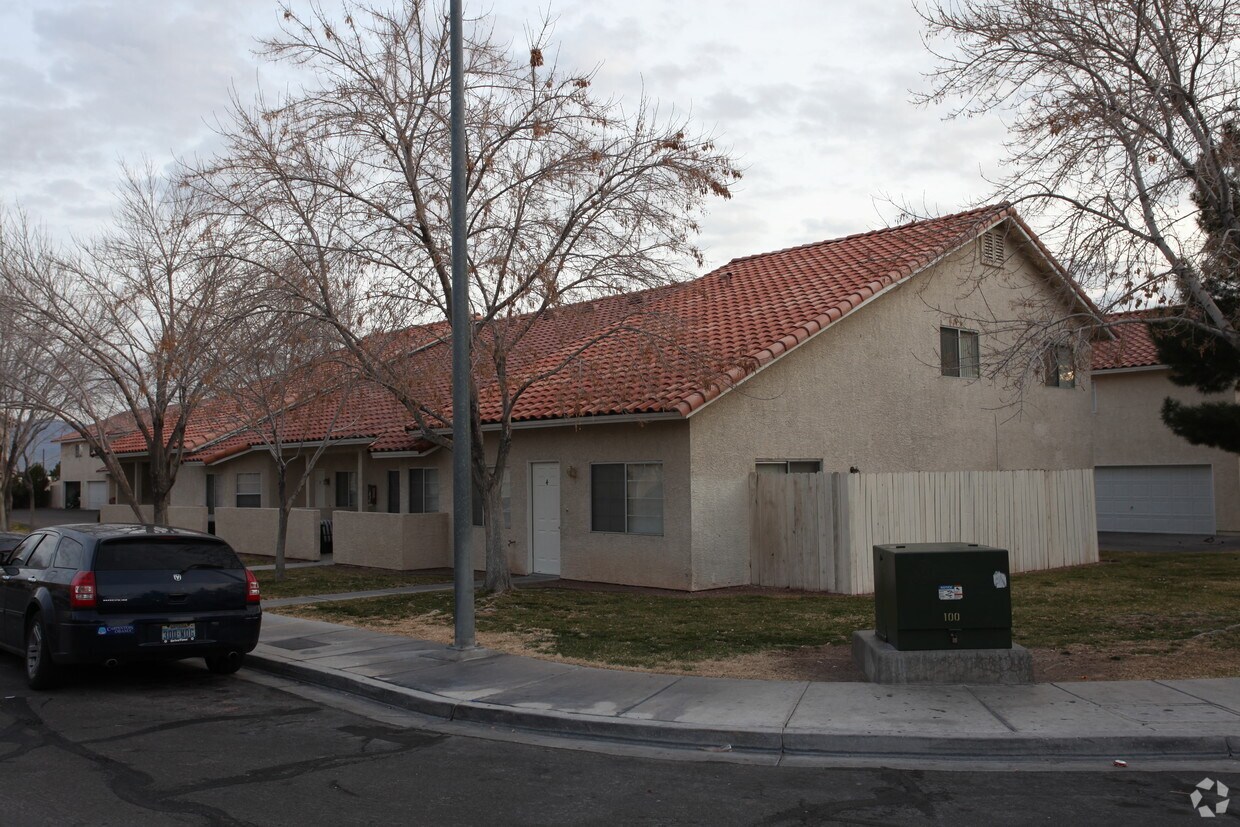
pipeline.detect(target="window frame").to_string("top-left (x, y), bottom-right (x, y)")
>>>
top-left (756, 460), bottom-right (823, 475)
top-left (940, 326), bottom-right (981, 379)
top-left (235, 472), bottom-right (262, 508)
top-left (1045, 344), bottom-right (1077, 389)
top-left (334, 471), bottom-right (357, 509)
top-left (590, 461), bottom-right (665, 536)
top-left (407, 467), bottom-right (440, 514)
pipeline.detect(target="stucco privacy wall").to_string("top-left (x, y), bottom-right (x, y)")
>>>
top-left (334, 511), bottom-right (450, 569)
top-left (1093, 371), bottom-right (1240, 533)
top-left (213, 507), bottom-right (321, 560)
top-left (98, 504), bottom-right (210, 533)
top-left (688, 236), bottom-right (1095, 590)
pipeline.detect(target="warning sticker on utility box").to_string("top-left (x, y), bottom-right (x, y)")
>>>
top-left (938, 585), bottom-right (964, 601)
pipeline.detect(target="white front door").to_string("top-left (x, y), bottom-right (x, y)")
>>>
top-left (530, 462), bottom-right (561, 575)
top-left (86, 481), bottom-right (108, 510)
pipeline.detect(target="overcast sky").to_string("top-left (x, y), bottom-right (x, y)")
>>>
top-left (0, 0), bottom-right (1010, 270)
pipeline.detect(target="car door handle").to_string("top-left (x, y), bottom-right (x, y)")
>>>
top-left (0, 575), bottom-right (11, 581)
top-left (27, 576), bottom-right (36, 583)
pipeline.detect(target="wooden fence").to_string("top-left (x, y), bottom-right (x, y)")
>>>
top-left (749, 469), bottom-right (1099, 594)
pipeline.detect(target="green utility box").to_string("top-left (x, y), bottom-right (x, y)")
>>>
top-left (873, 543), bottom-right (1012, 651)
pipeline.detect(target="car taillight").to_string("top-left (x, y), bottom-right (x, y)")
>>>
top-left (245, 569), bottom-right (261, 604)
top-left (71, 571), bottom-right (97, 608)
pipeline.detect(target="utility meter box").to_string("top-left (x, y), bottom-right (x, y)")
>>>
top-left (873, 543), bottom-right (1012, 651)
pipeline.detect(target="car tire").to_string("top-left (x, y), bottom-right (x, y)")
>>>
top-left (204, 653), bottom-right (243, 675)
top-left (26, 613), bottom-right (60, 690)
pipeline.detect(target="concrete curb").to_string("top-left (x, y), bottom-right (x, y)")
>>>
top-left (244, 649), bottom-right (1238, 760)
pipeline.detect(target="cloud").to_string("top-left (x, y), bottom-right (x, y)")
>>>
top-left (0, 0), bottom-right (1016, 262)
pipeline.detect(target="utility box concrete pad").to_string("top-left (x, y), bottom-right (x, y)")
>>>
top-left (873, 543), bottom-right (1012, 651)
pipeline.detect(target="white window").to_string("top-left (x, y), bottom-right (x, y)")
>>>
top-left (756, 460), bottom-right (822, 474)
top-left (940, 327), bottom-right (980, 379)
top-left (335, 471), bottom-right (358, 508)
top-left (235, 473), bottom-right (261, 508)
top-left (1046, 345), bottom-right (1076, 388)
top-left (74, 444), bottom-right (82, 458)
top-left (591, 462), bottom-right (663, 535)
top-left (408, 468), bottom-right (439, 513)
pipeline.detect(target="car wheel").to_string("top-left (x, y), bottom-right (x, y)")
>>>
top-left (204, 653), bottom-right (243, 675)
top-left (26, 613), bottom-right (60, 690)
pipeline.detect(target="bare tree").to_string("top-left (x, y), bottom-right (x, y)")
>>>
top-left (190, 0), bottom-right (740, 593)
top-left (0, 306), bottom-right (58, 531)
top-left (214, 301), bottom-right (352, 579)
top-left (918, 0), bottom-right (1240, 348)
top-left (0, 166), bottom-right (243, 526)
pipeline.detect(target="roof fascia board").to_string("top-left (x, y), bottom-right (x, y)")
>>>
top-left (1003, 217), bottom-right (1110, 328)
top-left (368, 446), bottom-right (442, 459)
top-left (1091, 364), bottom-right (1168, 375)
top-left (474, 411), bottom-right (684, 433)
top-left (204, 437), bottom-right (375, 466)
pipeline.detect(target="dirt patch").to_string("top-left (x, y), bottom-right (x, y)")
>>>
top-left (1029, 637), bottom-right (1240, 682)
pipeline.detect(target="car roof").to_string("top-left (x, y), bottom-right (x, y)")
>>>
top-left (48, 523), bottom-right (223, 543)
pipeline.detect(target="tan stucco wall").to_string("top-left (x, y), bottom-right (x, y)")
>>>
top-left (333, 511), bottom-right (450, 569)
top-left (59, 441), bottom-right (108, 486)
top-left (170, 464), bottom-right (206, 508)
top-left (465, 421), bottom-right (692, 589)
top-left (688, 240), bottom-right (1095, 589)
top-left (1093, 369), bottom-right (1240, 533)
top-left (364, 422), bottom-right (691, 587)
top-left (214, 506), bottom-right (321, 560)
top-left (98, 504), bottom-right (209, 533)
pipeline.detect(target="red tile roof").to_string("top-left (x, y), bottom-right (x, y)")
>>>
top-left (1091, 309), bottom-right (1169, 371)
top-left (76, 204), bottom-right (1096, 459)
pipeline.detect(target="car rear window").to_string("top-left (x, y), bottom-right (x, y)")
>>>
top-left (93, 539), bottom-right (243, 572)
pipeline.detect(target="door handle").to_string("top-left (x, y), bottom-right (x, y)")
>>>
top-left (0, 575), bottom-right (11, 581)
top-left (27, 576), bottom-right (36, 583)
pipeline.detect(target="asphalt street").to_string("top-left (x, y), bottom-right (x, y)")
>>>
top-left (0, 654), bottom-right (1232, 826)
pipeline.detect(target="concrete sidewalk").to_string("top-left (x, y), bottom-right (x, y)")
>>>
top-left (248, 613), bottom-right (1240, 762)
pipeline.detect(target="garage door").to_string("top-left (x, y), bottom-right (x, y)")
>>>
top-left (1095, 465), bottom-right (1215, 534)
top-left (86, 481), bottom-right (108, 510)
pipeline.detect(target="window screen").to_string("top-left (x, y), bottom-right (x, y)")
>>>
top-left (408, 468), bottom-right (439, 513)
top-left (1046, 345), bottom-right (1076, 388)
top-left (335, 471), bottom-right (357, 508)
top-left (236, 473), bottom-right (261, 508)
top-left (940, 327), bottom-right (980, 379)
top-left (591, 463), bottom-right (663, 535)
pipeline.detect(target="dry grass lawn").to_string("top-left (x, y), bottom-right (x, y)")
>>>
top-left (276, 551), bottom-right (1240, 682)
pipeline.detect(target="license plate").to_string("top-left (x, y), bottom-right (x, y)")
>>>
top-left (161, 623), bottom-right (196, 644)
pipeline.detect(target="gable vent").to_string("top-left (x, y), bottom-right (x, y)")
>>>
top-left (979, 229), bottom-right (1005, 268)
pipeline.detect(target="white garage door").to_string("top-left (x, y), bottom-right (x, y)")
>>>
top-left (86, 481), bottom-right (108, 510)
top-left (1095, 465), bottom-right (1215, 534)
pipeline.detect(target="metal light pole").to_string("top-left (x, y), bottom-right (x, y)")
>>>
top-left (448, 0), bottom-right (476, 650)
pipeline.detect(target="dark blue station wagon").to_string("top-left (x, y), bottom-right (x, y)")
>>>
top-left (0, 524), bottom-right (262, 688)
